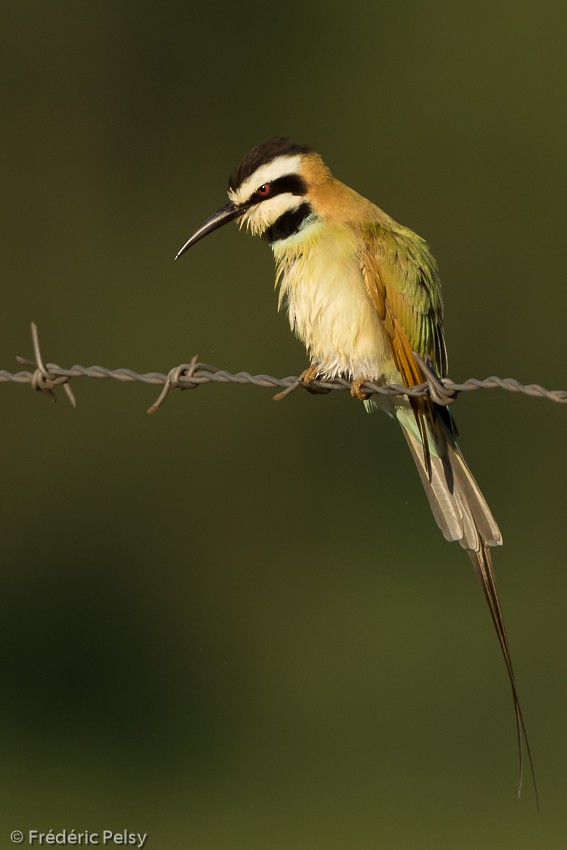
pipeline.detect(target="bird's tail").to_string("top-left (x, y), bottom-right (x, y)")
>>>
top-left (400, 410), bottom-right (538, 807)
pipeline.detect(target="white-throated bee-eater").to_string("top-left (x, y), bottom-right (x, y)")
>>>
top-left (175, 137), bottom-right (537, 803)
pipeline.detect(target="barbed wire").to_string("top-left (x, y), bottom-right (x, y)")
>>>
top-left (1, 323), bottom-right (566, 414)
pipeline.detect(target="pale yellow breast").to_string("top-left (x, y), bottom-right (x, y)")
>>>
top-left (274, 223), bottom-right (396, 380)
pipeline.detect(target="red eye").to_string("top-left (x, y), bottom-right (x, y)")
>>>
top-left (257, 183), bottom-right (271, 196)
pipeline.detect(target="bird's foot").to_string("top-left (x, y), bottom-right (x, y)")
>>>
top-left (273, 363), bottom-right (329, 401)
top-left (300, 364), bottom-right (331, 395)
top-left (351, 377), bottom-right (370, 400)
top-left (300, 364), bottom-right (320, 385)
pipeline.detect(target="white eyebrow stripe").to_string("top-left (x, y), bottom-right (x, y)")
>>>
top-left (228, 155), bottom-right (303, 205)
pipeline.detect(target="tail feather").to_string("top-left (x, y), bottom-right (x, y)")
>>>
top-left (402, 421), bottom-right (501, 548)
top-left (467, 545), bottom-right (538, 808)
top-left (400, 415), bottom-right (538, 807)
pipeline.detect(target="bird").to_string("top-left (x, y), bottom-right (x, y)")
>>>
top-left (175, 136), bottom-right (537, 802)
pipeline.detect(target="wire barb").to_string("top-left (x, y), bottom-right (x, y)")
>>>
top-left (15, 322), bottom-right (77, 407)
top-left (147, 355), bottom-right (201, 414)
top-left (3, 322), bottom-right (567, 412)
top-left (413, 352), bottom-right (458, 405)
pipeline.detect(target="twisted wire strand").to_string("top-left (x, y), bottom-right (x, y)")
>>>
top-left (2, 323), bottom-right (566, 412)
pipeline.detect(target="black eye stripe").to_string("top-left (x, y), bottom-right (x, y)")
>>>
top-left (254, 174), bottom-right (307, 202)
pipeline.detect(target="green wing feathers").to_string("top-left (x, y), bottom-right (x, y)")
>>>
top-left (360, 222), bottom-right (447, 379)
top-left (360, 222), bottom-right (448, 476)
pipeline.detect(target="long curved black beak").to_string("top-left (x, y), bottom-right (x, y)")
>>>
top-left (174, 202), bottom-right (244, 260)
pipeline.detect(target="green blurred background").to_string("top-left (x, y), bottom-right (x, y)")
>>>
top-left (2, 1), bottom-right (566, 847)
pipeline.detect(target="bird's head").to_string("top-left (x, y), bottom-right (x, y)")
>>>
top-left (175, 137), bottom-right (329, 259)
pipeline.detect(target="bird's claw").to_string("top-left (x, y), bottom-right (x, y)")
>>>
top-left (351, 377), bottom-right (370, 400)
